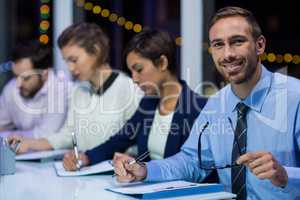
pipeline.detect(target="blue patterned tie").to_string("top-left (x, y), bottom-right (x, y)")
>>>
top-left (231, 103), bottom-right (249, 200)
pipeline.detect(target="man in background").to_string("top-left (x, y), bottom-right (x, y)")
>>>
top-left (0, 40), bottom-right (69, 138)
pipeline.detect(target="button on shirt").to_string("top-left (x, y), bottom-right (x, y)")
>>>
top-left (146, 66), bottom-right (300, 199)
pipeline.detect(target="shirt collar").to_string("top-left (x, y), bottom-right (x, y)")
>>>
top-left (86, 72), bottom-right (119, 96)
top-left (227, 65), bottom-right (272, 113)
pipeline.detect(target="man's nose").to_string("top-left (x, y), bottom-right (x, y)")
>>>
top-left (223, 45), bottom-right (236, 61)
top-left (16, 78), bottom-right (24, 88)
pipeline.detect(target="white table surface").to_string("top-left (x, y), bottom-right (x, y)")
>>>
top-left (0, 161), bottom-right (235, 200)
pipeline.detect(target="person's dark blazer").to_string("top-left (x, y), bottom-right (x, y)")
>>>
top-left (86, 80), bottom-right (219, 183)
top-left (86, 80), bottom-right (207, 164)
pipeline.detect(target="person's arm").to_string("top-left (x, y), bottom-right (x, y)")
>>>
top-left (63, 111), bottom-right (142, 171)
top-left (85, 107), bottom-right (145, 165)
top-left (281, 113), bottom-right (300, 194)
top-left (7, 135), bottom-right (53, 154)
top-left (146, 113), bottom-right (214, 182)
top-left (7, 110), bottom-right (74, 154)
top-left (238, 102), bottom-right (300, 195)
top-left (8, 95), bottom-right (74, 154)
top-left (114, 115), bottom-right (213, 183)
top-left (280, 96), bottom-right (300, 193)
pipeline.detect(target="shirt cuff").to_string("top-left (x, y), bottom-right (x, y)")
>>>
top-left (145, 161), bottom-right (163, 182)
top-left (270, 166), bottom-right (300, 194)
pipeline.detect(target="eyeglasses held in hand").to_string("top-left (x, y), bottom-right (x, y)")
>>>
top-left (197, 119), bottom-right (242, 170)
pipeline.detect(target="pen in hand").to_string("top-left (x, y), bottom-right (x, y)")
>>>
top-left (128, 151), bottom-right (150, 165)
top-left (112, 151), bottom-right (150, 177)
top-left (71, 132), bottom-right (82, 171)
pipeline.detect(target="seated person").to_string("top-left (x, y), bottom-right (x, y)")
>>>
top-left (113, 7), bottom-right (300, 200)
top-left (8, 22), bottom-right (142, 153)
top-left (62, 30), bottom-right (208, 175)
top-left (0, 41), bottom-right (69, 138)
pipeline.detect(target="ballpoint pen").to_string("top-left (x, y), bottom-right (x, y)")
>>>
top-left (71, 132), bottom-right (82, 170)
top-left (112, 151), bottom-right (150, 177)
top-left (128, 151), bottom-right (150, 165)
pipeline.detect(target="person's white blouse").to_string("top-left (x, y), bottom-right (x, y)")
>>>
top-left (148, 108), bottom-right (174, 160)
top-left (47, 73), bottom-right (143, 151)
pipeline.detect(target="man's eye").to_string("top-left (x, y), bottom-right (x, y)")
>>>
top-left (19, 75), bottom-right (31, 81)
top-left (232, 39), bottom-right (245, 45)
top-left (23, 76), bottom-right (31, 81)
top-left (212, 42), bottom-right (223, 48)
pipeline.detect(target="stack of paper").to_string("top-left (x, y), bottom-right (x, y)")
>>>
top-left (15, 149), bottom-right (69, 161)
top-left (106, 180), bottom-right (233, 199)
top-left (53, 160), bottom-right (113, 176)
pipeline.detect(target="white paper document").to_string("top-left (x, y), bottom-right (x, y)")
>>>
top-left (54, 160), bottom-right (113, 176)
top-left (106, 180), bottom-right (235, 199)
top-left (15, 149), bottom-right (69, 161)
top-left (108, 180), bottom-right (205, 194)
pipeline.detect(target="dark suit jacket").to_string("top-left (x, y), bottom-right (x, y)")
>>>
top-left (86, 80), bottom-right (207, 165)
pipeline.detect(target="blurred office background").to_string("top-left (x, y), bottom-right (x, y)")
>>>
top-left (0, 0), bottom-right (299, 94)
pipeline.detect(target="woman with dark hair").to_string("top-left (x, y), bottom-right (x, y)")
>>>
top-left (62, 29), bottom-right (209, 174)
top-left (8, 22), bottom-right (142, 153)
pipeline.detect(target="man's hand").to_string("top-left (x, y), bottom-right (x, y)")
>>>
top-left (7, 135), bottom-right (31, 154)
top-left (237, 151), bottom-right (288, 187)
top-left (113, 152), bottom-right (147, 183)
top-left (62, 151), bottom-right (90, 171)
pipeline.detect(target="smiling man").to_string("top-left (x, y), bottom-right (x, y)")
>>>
top-left (0, 41), bottom-right (69, 138)
top-left (113, 6), bottom-right (300, 200)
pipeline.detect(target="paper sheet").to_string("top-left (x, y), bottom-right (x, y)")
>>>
top-left (54, 160), bottom-right (113, 176)
top-left (108, 180), bottom-right (215, 194)
top-left (15, 149), bottom-right (69, 161)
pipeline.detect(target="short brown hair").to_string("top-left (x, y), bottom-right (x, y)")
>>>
top-left (12, 40), bottom-right (52, 70)
top-left (209, 6), bottom-right (262, 40)
top-left (58, 22), bottom-right (110, 64)
top-left (124, 29), bottom-right (178, 75)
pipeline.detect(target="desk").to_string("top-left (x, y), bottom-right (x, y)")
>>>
top-left (0, 161), bottom-right (235, 200)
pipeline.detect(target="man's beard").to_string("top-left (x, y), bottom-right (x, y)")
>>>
top-left (20, 80), bottom-right (43, 99)
top-left (219, 56), bottom-right (258, 85)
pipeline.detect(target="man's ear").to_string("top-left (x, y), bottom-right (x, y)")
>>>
top-left (256, 35), bottom-right (266, 55)
top-left (158, 55), bottom-right (169, 72)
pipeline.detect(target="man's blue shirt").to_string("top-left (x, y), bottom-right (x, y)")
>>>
top-left (146, 66), bottom-right (300, 199)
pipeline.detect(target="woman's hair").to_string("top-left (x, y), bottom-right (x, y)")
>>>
top-left (58, 22), bottom-right (110, 64)
top-left (124, 29), bottom-right (177, 75)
